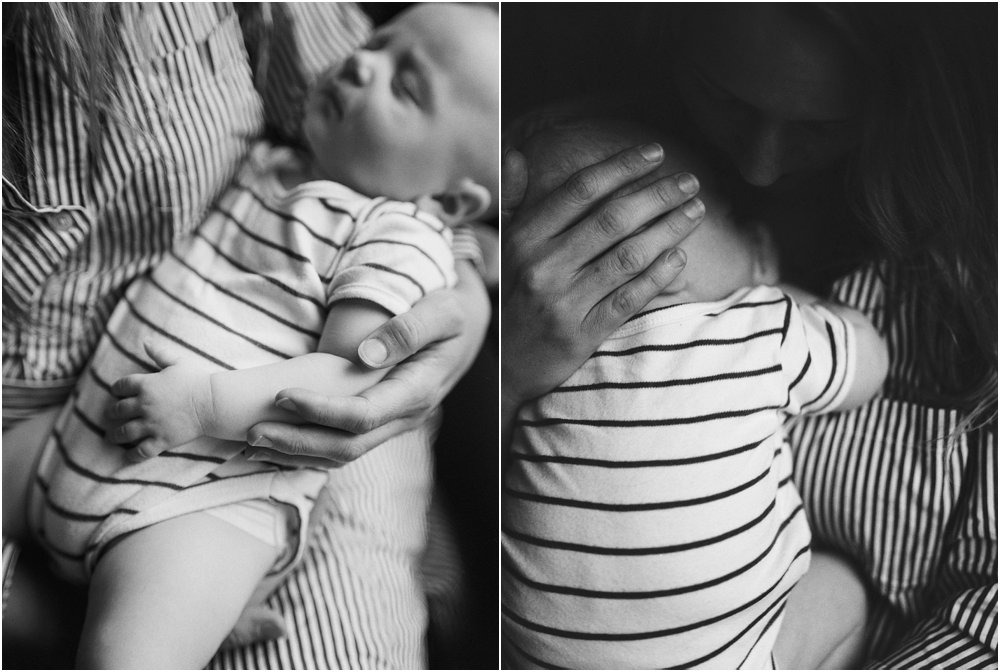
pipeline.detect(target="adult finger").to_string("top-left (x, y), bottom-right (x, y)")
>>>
top-left (583, 247), bottom-right (688, 336)
top-left (573, 192), bottom-right (704, 296)
top-left (501, 147), bottom-right (528, 223)
top-left (558, 173), bottom-right (701, 275)
top-left (246, 416), bottom-right (416, 467)
top-left (356, 293), bottom-right (462, 369)
top-left (519, 142), bottom-right (667, 245)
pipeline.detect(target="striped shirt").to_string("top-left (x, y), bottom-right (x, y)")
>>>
top-left (29, 142), bottom-right (457, 583)
top-left (791, 264), bottom-right (997, 669)
top-left (503, 285), bottom-right (856, 669)
top-left (3, 4), bottom-right (481, 667)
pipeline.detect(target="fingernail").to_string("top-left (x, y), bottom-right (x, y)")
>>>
top-left (275, 397), bottom-right (297, 412)
top-left (249, 435), bottom-right (273, 448)
top-left (682, 197), bottom-right (705, 219)
top-left (640, 143), bottom-right (663, 162)
top-left (358, 338), bottom-right (388, 367)
top-left (677, 173), bottom-right (699, 194)
top-left (665, 248), bottom-right (687, 269)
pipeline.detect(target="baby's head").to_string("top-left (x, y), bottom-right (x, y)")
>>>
top-left (303, 3), bottom-right (498, 223)
top-left (519, 117), bottom-right (779, 303)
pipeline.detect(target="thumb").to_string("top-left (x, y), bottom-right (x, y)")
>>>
top-left (142, 341), bottom-right (178, 370)
top-left (221, 605), bottom-right (287, 650)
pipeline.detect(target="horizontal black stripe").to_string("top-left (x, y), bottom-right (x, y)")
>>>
top-left (592, 328), bottom-right (782, 358)
top-left (501, 545), bottom-right (806, 641)
top-left (504, 460), bottom-right (775, 511)
top-left (502, 497), bottom-right (779, 556)
top-left (519, 405), bottom-right (780, 429)
top-left (52, 428), bottom-right (184, 490)
top-left (509, 437), bottom-right (766, 469)
top-left (553, 365), bottom-right (781, 393)
top-left (502, 503), bottom-right (802, 599)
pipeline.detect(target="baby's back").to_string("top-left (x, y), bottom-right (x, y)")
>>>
top-left (502, 285), bottom-right (816, 669)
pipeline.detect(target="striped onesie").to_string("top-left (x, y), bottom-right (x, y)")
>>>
top-left (27, 142), bottom-right (456, 583)
top-left (503, 285), bottom-right (857, 669)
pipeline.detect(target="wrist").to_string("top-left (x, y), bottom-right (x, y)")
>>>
top-left (194, 373), bottom-right (219, 438)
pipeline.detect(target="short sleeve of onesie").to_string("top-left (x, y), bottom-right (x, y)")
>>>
top-left (327, 205), bottom-right (457, 316)
top-left (779, 298), bottom-right (857, 416)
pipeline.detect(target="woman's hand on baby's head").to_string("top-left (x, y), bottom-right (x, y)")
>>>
top-left (107, 343), bottom-right (214, 462)
top-left (501, 141), bottom-right (703, 403)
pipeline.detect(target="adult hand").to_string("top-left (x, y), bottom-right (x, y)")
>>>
top-left (501, 142), bottom-right (704, 411)
top-left (244, 262), bottom-right (490, 467)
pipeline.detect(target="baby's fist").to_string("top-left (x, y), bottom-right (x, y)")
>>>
top-left (108, 352), bottom-right (214, 461)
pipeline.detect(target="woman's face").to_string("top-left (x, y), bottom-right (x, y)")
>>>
top-left (673, 5), bottom-right (862, 191)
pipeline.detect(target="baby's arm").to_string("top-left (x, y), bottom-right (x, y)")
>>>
top-left (779, 283), bottom-right (888, 410)
top-left (108, 300), bottom-right (391, 458)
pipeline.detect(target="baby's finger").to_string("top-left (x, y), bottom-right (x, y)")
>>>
top-left (143, 341), bottom-right (178, 370)
top-left (126, 437), bottom-right (169, 463)
top-left (111, 374), bottom-right (144, 398)
top-left (105, 397), bottom-right (144, 421)
top-left (108, 419), bottom-right (151, 445)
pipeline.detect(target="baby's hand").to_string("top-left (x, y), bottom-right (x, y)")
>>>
top-left (107, 345), bottom-right (215, 461)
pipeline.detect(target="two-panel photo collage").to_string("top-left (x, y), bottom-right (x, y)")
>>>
top-left (1, 2), bottom-right (996, 671)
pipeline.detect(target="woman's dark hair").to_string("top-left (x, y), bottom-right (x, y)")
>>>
top-left (818, 4), bottom-right (997, 429)
top-left (650, 4), bottom-right (996, 429)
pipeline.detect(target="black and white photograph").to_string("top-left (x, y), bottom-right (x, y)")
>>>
top-left (500, 3), bottom-right (997, 670)
top-left (3, 2), bottom-right (498, 669)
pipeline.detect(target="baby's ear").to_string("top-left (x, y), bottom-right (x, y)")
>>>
top-left (417, 178), bottom-right (492, 226)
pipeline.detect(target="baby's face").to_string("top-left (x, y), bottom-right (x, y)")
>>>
top-left (302, 3), bottom-right (497, 201)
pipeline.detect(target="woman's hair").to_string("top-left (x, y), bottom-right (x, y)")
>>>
top-left (2, 3), bottom-right (145, 177)
top-left (649, 4), bottom-right (997, 429)
top-left (814, 4), bottom-right (997, 430)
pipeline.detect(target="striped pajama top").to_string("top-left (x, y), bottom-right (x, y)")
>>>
top-left (28, 142), bottom-right (457, 583)
top-left (3, 4), bottom-right (482, 667)
top-left (503, 285), bottom-right (856, 669)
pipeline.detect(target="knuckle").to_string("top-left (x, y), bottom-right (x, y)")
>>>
top-left (594, 204), bottom-right (627, 239)
top-left (519, 263), bottom-right (550, 295)
top-left (564, 170), bottom-right (598, 204)
top-left (611, 285), bottom-right (642, 317)
top-left (650, 178), bottom-right (677, 208)
top-left (385, 316), bottom-right (424, 354)
top-left (612, 241), bottom-right (646, 276)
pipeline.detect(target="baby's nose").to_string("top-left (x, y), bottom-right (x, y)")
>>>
top-left (339, 51), bottom-right (374, 87)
